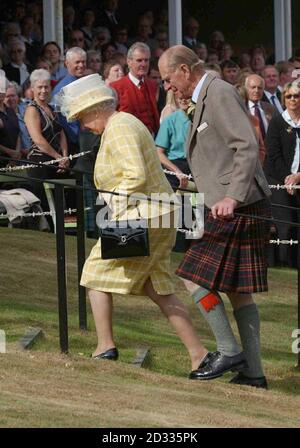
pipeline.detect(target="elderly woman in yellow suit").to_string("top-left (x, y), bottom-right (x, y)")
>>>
top-left (57, 74), bottom-right (208, 375)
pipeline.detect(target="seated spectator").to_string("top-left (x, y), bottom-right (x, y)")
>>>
top-left (112, 24), bottom-right (129, 55)
top-left (236, 83), bottom-right (266, 167)
top-left (209, 30), bottom-right (225, 58)
top-left (193, 43), bottom-right (208, 62)
top-left (276, 61), bottom-right (295, 92)
top-left (96, 0), bottom-right (120, 31)
top-left (20, 15), bottom-right (41, 66)
top-left (24, 69), bottom-right (69, 224)
top-left (265, 80), bottom-right (300, 267)
top-left (3, 39), bottom-right (32, 87)
top-left (80, 8), bottom-right (96, 50)
top-left (219, 42), bottom-right (234, 63)
top-left (148, 58), bottom-right (166, 114)
top-left (239, 51), bottom-right (251, 69)
top-left (204, 62), bottom-right (222, 78)
top-left (220, 59), bottom-right (240, 85)
top-left (103, 60), bottom-right (124, 85)
top-left (91, 27), bottom-right (111, 52)
top-left (206, 49), bottom-right (220, 65)
top-left (41, 41), bottom-right (67, 83)
top-left (86, 50), bottom-right (102, 75)
top-left (155, 94), bottom-right (193, 252)
top-left (68, 29), bottom-right (86, 51)
top-left (52, 47), bottom-right (87, 156)
top-left (160, 89), bottom-right (178, 122)
top-left (0, 72), bottom-right (21, 167)
top-left (250, 46), bottom-right (266, 75)
top-left (1, 22), bottom-right (22, 65)
top-left (101, 42), bottom-right (118, 62)
top-left (4, 80), bottom-right (31, 155)
top-left (156, 95), bottom-right (191, 190)
top-left (106, 51), bottom-right (127, 71)
top-left (110, 42), bottom-right (160, 136)
top-left (261, 65), bottom-right (283, 114)
top-left (63, 4), bottom-right (76, 44)
top-left (128, 14), bottom-right (157, 53)
top-left (155, 28), bottom-right (169, 53)
top-left (183, 17), bottom-right (201, 49)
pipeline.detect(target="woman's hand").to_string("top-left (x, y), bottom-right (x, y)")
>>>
top-left (57, 158), bottom-right (70, 173)
top-left (175, 171), bottom-right (189, 190)
top-left (284, 173), bottom-right (300, 196)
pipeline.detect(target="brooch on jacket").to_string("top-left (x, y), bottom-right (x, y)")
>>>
top-left (286, 126), bottom-right (293, 134)
top-left (186, 100), bottom-right (196, 123)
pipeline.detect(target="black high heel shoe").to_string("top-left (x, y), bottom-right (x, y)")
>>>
top-left (92, 347), bottom-right (119, 360)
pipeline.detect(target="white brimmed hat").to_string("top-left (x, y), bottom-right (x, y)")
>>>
top-left (55, 74), bottom-right (115, 122)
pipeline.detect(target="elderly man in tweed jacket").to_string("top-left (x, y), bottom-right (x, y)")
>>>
top-left (159, 45), bottom-right (271, 389)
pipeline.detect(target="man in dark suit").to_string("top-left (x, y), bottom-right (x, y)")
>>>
top-left (159, 45), bottom-right (271, 388)
top-left (97, 0), bottom-right (120, 32)
top-left (183, 17), bottom-right (201, 49)
top-left (261, 65), bottom-right (283, 114)
top-left (245, 73), bottom-right (276, 140)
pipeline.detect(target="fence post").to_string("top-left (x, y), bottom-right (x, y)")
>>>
top-left (54, 183), bottom-right (68, 353)
top-left (75, 172), bottom-right (87, 330)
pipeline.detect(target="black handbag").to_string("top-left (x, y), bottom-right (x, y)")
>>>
top-left (99, 219), bottom-right (150, 260)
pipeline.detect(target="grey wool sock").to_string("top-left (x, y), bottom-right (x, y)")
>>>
top-left (234, 303), bottom-right (264, 378)
top-left (192, 287), bottom-right (242, 357)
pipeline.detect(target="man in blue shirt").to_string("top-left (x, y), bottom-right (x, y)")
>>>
top-left (52, 47), bottom-right (87, 154)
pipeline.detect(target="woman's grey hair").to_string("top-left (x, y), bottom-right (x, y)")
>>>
top-left (7, 80), bottom-right (22, 97)
top-left (127, 42), bottom-right (150, 60)
top-left (87, 49), bottom-right (102, 63)
top-left (66, 47), bottom-right (86, 61)
top-left (30, 69), bottom-right (51, 87)
top-left (81, 98), bottom-right (117, 117)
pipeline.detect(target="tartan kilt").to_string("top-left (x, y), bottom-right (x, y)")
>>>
top-left (176, 199), bottom-right (271, 293)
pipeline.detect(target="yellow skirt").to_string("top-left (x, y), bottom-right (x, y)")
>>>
top-left (80, 226), bottom-right (177, 296)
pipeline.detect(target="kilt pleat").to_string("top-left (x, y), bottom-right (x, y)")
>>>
top-left (176, 200), bottom-right (271, 293)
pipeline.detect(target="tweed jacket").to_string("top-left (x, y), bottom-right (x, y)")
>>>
top-left (187, 74), bottom-right (271, 208)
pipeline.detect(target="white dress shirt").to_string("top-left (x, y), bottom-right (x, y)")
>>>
top-left (264, 90), bottom-right (284, 114)
top-left (248, 100), bottom-right (268, 133)
top-left (192, 73), bottom-right (208, 103)
top-left (128, 72), bottom-right (144, 88)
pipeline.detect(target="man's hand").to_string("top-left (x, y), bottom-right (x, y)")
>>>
top-left (285, 173), bottom-right (300, 196)
top-left (211, 197), bottom-right (238, 219)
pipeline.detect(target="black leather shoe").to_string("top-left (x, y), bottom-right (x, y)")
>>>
top-left (92, 347), bottom-right (119, 360)
top-left (189, 351), bottom-right (247, 380)
top-left (229, 372), bottom-right (268, 389)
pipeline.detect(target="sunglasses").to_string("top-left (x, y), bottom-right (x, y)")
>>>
top-left (285, 94), bottom-right (300, 99)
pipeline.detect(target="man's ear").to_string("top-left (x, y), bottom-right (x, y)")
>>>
top-left (181, 63), bottom-right (191, 78)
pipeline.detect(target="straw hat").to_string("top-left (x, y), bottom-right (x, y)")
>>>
top-left (55, 74), bottom-right (115, 122)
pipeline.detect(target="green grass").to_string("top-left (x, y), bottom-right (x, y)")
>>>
top-left (1, 227), bottom-right (300, 427)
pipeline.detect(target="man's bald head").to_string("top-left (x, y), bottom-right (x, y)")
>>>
top-left (158, 45), bottom-right (204, 98)
top-left (245, 74), bottom-right (265, 102)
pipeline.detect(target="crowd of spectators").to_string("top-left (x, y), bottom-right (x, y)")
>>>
top-left (0, 0), bottom-right (300, 264)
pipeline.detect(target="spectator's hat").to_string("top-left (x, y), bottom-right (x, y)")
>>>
top-left (55, 74), bottom-right (115, 121)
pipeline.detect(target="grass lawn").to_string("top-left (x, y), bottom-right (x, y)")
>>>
top-left (0, 227), bottom-right (300, 427)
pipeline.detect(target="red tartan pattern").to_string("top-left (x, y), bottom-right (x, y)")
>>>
top-left (176, 200), bottom-right (271, 293)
